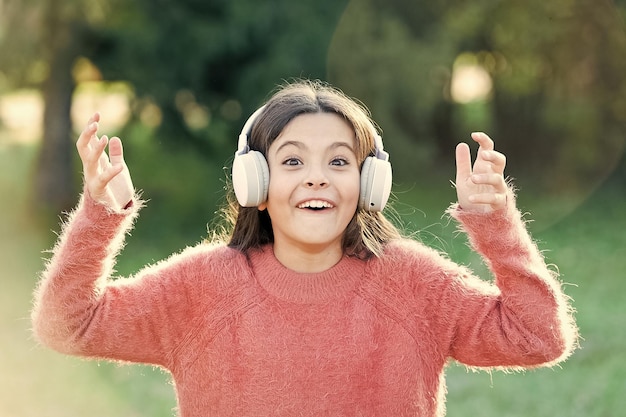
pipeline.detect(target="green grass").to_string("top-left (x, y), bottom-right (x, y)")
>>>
top-left (2, 139), bottom-right (624, 416)
top-left (444, 183), bottom-right (626, 417)
top-left (393, 170), bottom-right (626, 416)
top-left (0, 143), bottom-right (177, 417)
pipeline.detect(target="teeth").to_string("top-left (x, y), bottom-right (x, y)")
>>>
top-left (298, 200), bottom-right (334, 209)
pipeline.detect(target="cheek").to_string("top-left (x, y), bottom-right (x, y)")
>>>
top-left (345, 174), bottom-right (362, 202)
top-left (263, 180), bottom-right (293, 213)
top-left (267, 176), bottom-right (292, 199)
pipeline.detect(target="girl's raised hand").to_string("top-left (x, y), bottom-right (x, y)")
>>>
top-left (454, 132), bottom-right (507, 213)
top-left (76, 113), bottom-right (134, 211)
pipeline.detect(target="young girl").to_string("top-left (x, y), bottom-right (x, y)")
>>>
top-left (32, 80), bottom-right (577, 417)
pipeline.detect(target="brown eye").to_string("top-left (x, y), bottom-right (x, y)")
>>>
top-left (330, 158), bottom-right (349, 166)
top-left (283, 158), bottom-right (302, 166)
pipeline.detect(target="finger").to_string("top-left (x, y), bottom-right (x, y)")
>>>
top-left (471, 173), bottom-right (508, 192)
top-left (107, 137), bottom-right (124, 166)
top-left (471, 132), bottom-right (495, 152)
top-left (455, 142), bottom-right (472, 182)
top-left (468, 192), bottom-right (507, 207)
top-left (480, 150), bottom-right (506, 173)
top-left (96, 135), bottom-right (111, 170)
top-left (97, 163), bottom-right (125, 187)
top-left (86, 112), bottom-right (100, 126)
top-left (471, 172), bottom-right (503, 185)
top-left (83, 135), bottom-right (109, 179)
top-left (76, 122), bottom-right (99, 159)
top-left (86, 114), bottom-right (103, 149)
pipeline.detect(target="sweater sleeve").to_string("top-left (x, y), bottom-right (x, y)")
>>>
top-left (441, 188), bottom-right (578, 369)
top-left (31, 190), bottom-right (208, 368)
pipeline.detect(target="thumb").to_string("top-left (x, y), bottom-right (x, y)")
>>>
top-left (455, 142), bottom-right (472, 183)
top-left (108, 137), bottom-right (125, 166)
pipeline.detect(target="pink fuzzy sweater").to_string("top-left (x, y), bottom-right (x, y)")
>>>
top-left (32, 190), bottom-right (577, 417)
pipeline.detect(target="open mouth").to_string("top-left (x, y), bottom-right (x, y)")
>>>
top-left (297, 200), bottom-right (334, 211)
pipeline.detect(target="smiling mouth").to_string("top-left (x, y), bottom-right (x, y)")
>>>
top-left (297, 200), bottom-right (335, 210)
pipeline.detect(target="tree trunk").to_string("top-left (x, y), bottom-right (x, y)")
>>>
top-left (35, 12), bottom-right (80, 214)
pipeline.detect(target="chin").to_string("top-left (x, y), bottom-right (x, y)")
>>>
top-left (294, 237), bottom-right (343, 252)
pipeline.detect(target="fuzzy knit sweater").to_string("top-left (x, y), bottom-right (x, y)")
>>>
top-left (31, 190), bottom-right (577, 417)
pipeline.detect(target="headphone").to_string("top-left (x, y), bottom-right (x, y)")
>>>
top-left (232, 105), bottom-right (392, 212)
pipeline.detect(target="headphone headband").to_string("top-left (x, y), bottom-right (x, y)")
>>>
top-left (237, 105), bottom-right (266, 155)
top-left (237, 105), bottom-right (387, 160)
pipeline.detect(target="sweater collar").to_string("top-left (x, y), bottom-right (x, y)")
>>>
top-left (249, 245), bottom-right (365, 303)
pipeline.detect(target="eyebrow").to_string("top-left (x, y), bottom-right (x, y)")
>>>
top-left (275, 140), bottom-right (355, 154)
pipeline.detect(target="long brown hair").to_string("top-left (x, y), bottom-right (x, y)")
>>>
top-left (220, 79), bottom-right (401, 258)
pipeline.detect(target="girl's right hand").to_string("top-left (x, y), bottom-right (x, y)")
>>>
top-left (76, 113), bottom-right (135, 211)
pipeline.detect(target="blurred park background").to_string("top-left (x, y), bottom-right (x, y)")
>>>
top-left (1, 0), bottom-right (625, 415)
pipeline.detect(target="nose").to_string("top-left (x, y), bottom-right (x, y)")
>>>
top-left (304, 165), bottom-right (329, 189)
top-left (306, 179), bottom-right (328, 188)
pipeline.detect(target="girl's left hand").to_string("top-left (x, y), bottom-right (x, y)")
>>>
top-left (455, 132), bottom-right (508, 213)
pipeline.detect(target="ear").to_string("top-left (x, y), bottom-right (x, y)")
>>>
top-left (258, 202), bottom-right (267, 211)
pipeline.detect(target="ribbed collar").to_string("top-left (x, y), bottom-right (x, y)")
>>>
top-left (249, 245), bottom-right (366, 303)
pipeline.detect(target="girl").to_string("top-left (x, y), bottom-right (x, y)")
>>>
top-left (32, 80), bottom-right (578, 417)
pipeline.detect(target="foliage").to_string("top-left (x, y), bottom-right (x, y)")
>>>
top-left (0, 0), bottom-right (109, 90)
top-left (2, 0), bottom-right (625, 213)
top-left (0, 0), bottom-right (350, 212)
top-left (86, 0), bottom-right (349, 161)
top-left (487, 0), bottom-right (626, 192)
top-left (328, 0), bottom-right (626, 197)
top-left (115, 122), bottom-right (229, 260)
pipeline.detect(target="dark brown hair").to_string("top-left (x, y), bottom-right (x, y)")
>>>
top-left (220, 79), bottom-right (401, 258)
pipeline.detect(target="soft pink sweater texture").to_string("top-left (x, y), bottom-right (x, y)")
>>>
top-left (32, 190), bottom-right (577, 417)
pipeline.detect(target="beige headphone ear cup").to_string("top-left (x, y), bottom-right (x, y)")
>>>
top-left (359, 156), bottom-right (392, 212)
top-left (232, 150), bottom-right (269, 207)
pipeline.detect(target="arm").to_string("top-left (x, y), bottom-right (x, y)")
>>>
top-left (441, 133), bottom-right (578, 368)
top-left (31, 116), bottom-right (194, 367)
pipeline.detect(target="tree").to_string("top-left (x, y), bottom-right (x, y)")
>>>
top-left (327, 0), bottom-right (626, 199)
top-left (0, 0), bottom-right (350, 214)
top-left (483, 0), bottom-right (626, 193)
top-left (89, 0), bottom-right (349, 158)
top-left (0, 0), bottom-right (113, 213)
top-left (36, 2), bottom-right (85, 212)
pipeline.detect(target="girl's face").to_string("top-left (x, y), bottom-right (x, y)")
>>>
top-left (259, 112), bottom-right (360, 270)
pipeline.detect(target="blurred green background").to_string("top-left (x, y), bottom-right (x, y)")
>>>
top-left (1, 0), bottom-right (625, 416)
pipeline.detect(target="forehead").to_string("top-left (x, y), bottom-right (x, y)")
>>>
top-left (272, 112), bottom-right (356, 150)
